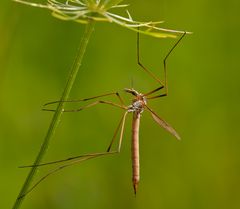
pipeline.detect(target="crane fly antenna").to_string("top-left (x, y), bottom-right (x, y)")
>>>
top-left (131, 77), bottom-right (134, 89)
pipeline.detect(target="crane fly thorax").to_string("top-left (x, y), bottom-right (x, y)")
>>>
top-left (124, 88), bottom-right (147, 113)
top-left (128, 94), bottom-right (147, 114)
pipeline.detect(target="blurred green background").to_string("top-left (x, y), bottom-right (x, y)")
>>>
top-left (1, 0), bottom-right (240, 209)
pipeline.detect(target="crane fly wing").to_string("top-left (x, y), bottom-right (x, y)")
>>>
top-left (145, 105), bottom-right (181, 140)
top-left (151, 113), bottom-right (180, 140)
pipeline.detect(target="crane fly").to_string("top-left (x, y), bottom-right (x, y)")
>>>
top-left (19, 31), bottom-right (186, 198)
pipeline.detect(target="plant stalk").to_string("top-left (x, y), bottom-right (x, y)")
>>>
top-left (12, 20), bottom-right (95, 209)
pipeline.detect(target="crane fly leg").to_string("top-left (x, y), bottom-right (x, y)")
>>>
top-left (107, 111), bottom-right (128, 152)
top-left (137, 29), bottom-right (164, 87)
top-left (19, 151), bottom-right (117, 168)
top-left (137, 29), bottom-right (186, 96)
top-left (163, 31), bottom-right (187, 95)
top-left (146, 93), bottom-right (167, 100)
top-left (18, 111), bottom-right (128, 199)
top-left (20, 111), bottom-right (129, 168)
top-left (43, 100), bottom-right (126, 112)
top-left (43, 92), bottom-right (125, 107)
top-left (18, 154), bottom-right (114, 199)
top-left (143, 86), bottom-right (164, 97)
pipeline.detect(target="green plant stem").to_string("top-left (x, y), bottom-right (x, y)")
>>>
top-left (12, 20), bottom-right (95, 209)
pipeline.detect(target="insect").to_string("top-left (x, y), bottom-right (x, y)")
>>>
top-left (20, 31), bottom-right (186, 197)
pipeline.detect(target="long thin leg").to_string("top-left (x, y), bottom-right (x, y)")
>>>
top-left (43, 91), bottom-right (125, 107)
top-left (43, 100), bottom-right (127, 112)
top-left (137, 30), bottom-right (186, 96)
top-left (18, 155), bottom-right (112, 199)
top-left (107, 112), bottom-right (126, 152)
top-left (163, 31), bottom-right (187, 95)
top-left (116, 111), bottom-right (128, 152)
top-left (106, 111), bottom-right (128, 152)
top-left (19, 151), bottom-right (117, 168)
top-left (137, 30), bottom-right (164, 86)
top-left (146, 94), bottom-right (167, 100)
top-left (20, 111), bottom-right (128, 168)
top-left (143, 86), bottom-right (164, 97)
top-left (18, 111), bottom-right (128, 198)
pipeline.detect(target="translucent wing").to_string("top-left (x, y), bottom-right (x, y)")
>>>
top-left (145, 105), bottom-right (181, 140)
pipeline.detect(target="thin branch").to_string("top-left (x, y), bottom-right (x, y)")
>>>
top-left (12, 20), bottom-right (95, 209)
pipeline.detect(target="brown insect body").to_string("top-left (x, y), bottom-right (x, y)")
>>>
top-left (125, 88), bottom-right (147, 194)
top-left (132, 111), bottom-right (140, 195)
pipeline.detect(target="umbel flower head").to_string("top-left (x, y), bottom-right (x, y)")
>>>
top-left (14, 0), bottom-right (187, 38)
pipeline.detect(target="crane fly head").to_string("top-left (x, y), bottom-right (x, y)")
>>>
top-left (124, 88), bottom-right (139, 96)
top-left (124, 88), bottom-right (147, 113)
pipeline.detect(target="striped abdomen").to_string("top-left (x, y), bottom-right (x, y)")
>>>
top-left (131, 111), bottom-right (140, 194)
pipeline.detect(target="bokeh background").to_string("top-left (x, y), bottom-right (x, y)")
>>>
top-left (1, 0), bottom-right (240, 209)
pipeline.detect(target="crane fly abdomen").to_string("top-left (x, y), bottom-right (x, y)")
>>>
top-left (132, 111), bottom-right (141, 194)
top-left (127, 90), bottom-right (146, 195)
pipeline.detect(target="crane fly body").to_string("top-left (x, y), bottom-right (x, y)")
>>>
top-left (19, 31), bottom-right (186, 198)
top-left (124, 87), bottom-right (180, 194)
top-left (125, 88), bottom-right (146, 194)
